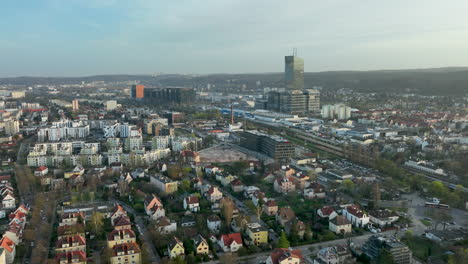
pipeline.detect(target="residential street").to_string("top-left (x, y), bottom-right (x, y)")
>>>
top-left (110, 198), bottom-right (161, 263)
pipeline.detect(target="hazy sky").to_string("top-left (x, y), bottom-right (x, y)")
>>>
top-left (2, 0), bottom-right (468, 77)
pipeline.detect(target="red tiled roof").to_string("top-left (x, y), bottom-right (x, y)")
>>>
top-left (186, 195), bottom-right (199, 204)
top-left (269, 248), bottom-right (304, 264)
top-left (220, 233), bottom-right (242, 247)
top-left (35, 166), bottom-right (48, 171)
top-left (0, 236), bottom-right (15, 253)
top-left (112, 242), bottom-right (141, 256)
top-left (346, 204), bottom-right (365, 218)
top-left (319, 206), bottom-right (335, 217)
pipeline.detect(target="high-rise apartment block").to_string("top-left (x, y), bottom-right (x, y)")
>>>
top-left (72, 99), bottom-right (79, 111)
top-left (285, 55), bottom-right (304, 90)
top-left (131, 85), bottom-right (145, 99)
top-left (264, 53), bottom-right (320, 115)
top-left (322, 104), bottom-right (351, 120)
top-left (5, 119), bottom-right (20, 135)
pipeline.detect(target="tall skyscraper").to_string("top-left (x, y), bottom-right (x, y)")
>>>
top-left (72, 99), bottom-right (79, 111)
top-left (131, 85), bottom-right (145, 99)
top-left (285, 51), bottom-right (304, 90)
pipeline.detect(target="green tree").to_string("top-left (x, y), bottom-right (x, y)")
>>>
top-left (376, 249), bottom-right (394, 264)
top-left (342, 179), bottom-right (355, 192)
top-left (277, 231), bottom-right (290, 248)
top-left (90, 211), bottom-right (104, 235)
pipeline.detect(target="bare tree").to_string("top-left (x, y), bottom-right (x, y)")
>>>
top-left (221, 198), bottom-right (235, 226)
top-left (373, 183), bottom-right (381, 209)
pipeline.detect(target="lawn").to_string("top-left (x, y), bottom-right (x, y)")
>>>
top-left (402, 235), bottom-right (445, 261)
top-left (420, 219), bottom-right (432, 227)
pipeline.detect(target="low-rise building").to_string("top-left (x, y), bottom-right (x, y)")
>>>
top-left (343, 205), bottom-right (369, 228)
top-left (329, 215), bottom-right (352, 235)
top-left (362, 235), bottom-right (412, 264)
top-left (168, 236), bottom-right (185, 259)
top-left (56, 250), bottom-right (87, 264)
top-left (218, 233), bottom-right (243, 252)
top-left (55, 234), bottom-right (86, 254)
top-left (313, 245), bottom-right (354, 264)
top-left (369, 209), bottom-right (399, 228)
top-left (107, 229), bottom-right (137, 248)
top-left (266, 248), bottom-right (304, 264)
top-left (263, 200), bottom-right (278, 216)
top-left (183, 195), bottom-right (200, 212)
top-left (150, 174), bottom-right (178, 194)
top-left (245, 223), bottom-right (268, 245)
top-left (193, 235), bottom-right (209, 255)
top-left (207, 215), bottom-right (222, 233)
top-left (110, 242), bottom-right (141, 264)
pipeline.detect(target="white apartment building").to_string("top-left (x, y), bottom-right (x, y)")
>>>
top-left (152, 136), bottom-right (171, 150)
top-left (4, 119), bottom-right (19, 135)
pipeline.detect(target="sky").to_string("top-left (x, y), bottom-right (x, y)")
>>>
top-left (1, 0), bottom-right (468, 77)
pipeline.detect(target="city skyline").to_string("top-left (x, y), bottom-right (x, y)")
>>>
top-left (2, 0), bottom-right (468, 77)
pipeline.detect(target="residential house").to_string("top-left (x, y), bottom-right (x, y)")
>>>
top-left (113, 216), bottom-right (132, 231)
top-left (369, 210), bottom-right (399, 228)
top-left (107, 229), bottom-right (137, 248)
top-left (183, 195), bottom-right (200, 213)
top-left (313, 246), bottom-right (354, 264)
top-left (266, 248), bottom-right (304, 264)
top-left (317, 206), bottom-right (338, 220)
top-left (303, 182), bottom-right (326, 199)
top-left (274, 177), bottom-right (296, 194)
top-left (218, 233), bottom-right (243, 252)
top-left (0, 237), bottom-right (15, 264)
top-left (244, 186), bottom-right (261, 198)
top-left (263, 200), bottom-right (278, 216)
top-left (144, 194), bottom-right (165, 220)
top-left (206, 186), bottom-right (223, 203)
top-left (1, 192), bottom-right (15, 209)
top-left (55, 234), bottom-right (86, 254)
top-left (193, 235), bottom-right (209, 255)
top-left (60, 212), bottom-right (85, 226)
top-left (230, 179), bottom-right (245, 193)
top-left (245, 223), bottom-right (268, 245)
top-left (56, 250), bottom-right (87, 264)
top-left (156, 217), bottom-right (177, 234)
top-left (276, 207), bottom-right (296, 227)
top-left (34, 166), bottom-right (49, 176)
top-left (329, 215), bottom-right (352, 235)
top-left (278, 166), bottom-right (296, 178)
top-left (207, 215), bottom-right (222, 233)
top-left (168, 237), bottom-right (185, 259)
top-left (110, 242), bottom-right (141, 264)
top-left (291, 173), bottom-right (309, 190)
top-left (343, 205), bottom-right (369, 228)
top-left (110, 204), bottom-right (127, 225)
top-left (64, 165), bottom-right (85, 179)
top-left (218, 174), bottom-right (236, 187)
top-left (251, 191), bottom-right (266, 207)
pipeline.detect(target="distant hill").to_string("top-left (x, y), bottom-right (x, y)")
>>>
top-left (1, 67), bottom-right (468, 96)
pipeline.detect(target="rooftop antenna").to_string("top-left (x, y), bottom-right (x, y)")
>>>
top-left (293, 48), bottom-right (297, 56)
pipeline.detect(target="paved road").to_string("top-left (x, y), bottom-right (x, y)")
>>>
top-left (110, 199), bottom-right (161, 263)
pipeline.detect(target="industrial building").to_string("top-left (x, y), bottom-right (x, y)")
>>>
top-left (240, 130), bottom-right (294, 162)
top-left (267, 89), bottom-right (320, 114)
top-left (131, 85), bottom-right (195, 104)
